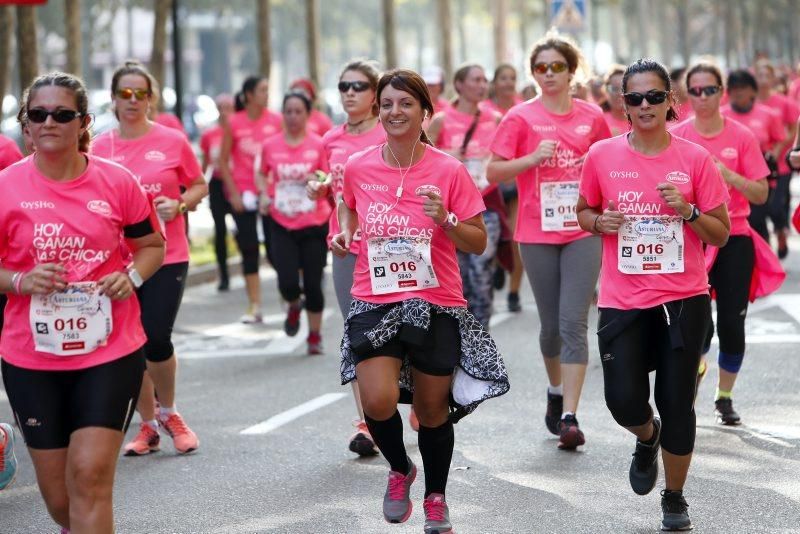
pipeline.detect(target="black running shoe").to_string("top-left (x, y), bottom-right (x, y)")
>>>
top-left (661, 490), bottom-right (692, 531)
top-left (630, 417), bottom-right (661, 496)
top-left (714, 398), bottom-right (741, 425)
top-left (545, 391), bottom-right (563, 435)
top-left (284, 302), bottom-right (303, 337)
top-left (557, 414), bottom-right (585, 450)
top-left (493, 266), bottom-right (506, 290)
top-left (508, 292), bottom-right (522, 313)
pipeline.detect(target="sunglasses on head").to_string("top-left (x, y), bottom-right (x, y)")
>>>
top-left (27, 108), bottom-right (83, 124)
top-left (533, 61), bottom-right (569, 75)
top-left (115, 87), bottom-right (151, 100)
top-left (687, 85), bottom-right (722, 98)
top-left (623, 90), bottom-right (669, 106)
top-left (338, 81), bottom-right (371, 93)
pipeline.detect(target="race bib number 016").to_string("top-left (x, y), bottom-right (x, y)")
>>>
top-left (540, 180), bottom-right (580, 231)
top-left (367, 237), bottom-right (439, 295)
top-left (275, 180), bottom-right (316, 217)
top-left (29, 282), bottom-right (113, 356)
top-left (617, 215), bottom-right (684, 274)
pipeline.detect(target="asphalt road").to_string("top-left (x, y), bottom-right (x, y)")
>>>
top-left (2, 234), bottom-right (800, 533)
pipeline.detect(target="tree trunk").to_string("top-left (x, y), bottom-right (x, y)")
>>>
top-left (517, 0), bottom-right (529, 75)
top-left (0, 7), bottom-right (12, 110)
top-left (257, 0), bottom-right (271, 77)
top-left (16, 6), bottom-right (39, 91)
top-left (65, 0), bottom-right (81, 76)
top-left (305, 0), bottom-right (321, 92)
top-left (150, 0), bottom-right (171, 105)
top-left (382, 0), bottom-right (397, 69)
top-left (455, 0), bottom-right (466, 64)
top-left (436, 0), bottom-right (452, 84)
top-left (675, 0), bottom-right (690, 66)
top-left (493, 0), bottom-right (509, 66)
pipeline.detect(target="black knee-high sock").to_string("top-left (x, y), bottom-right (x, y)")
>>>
top-left (364, 411), bottom-right (409, 474)
top-left (418, 420), bottom-right (454, 497)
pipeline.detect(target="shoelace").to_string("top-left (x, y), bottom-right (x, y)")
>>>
top-left (387, 471), bottom-right (408, 500)
top-left (162, 415), bottom-right (190, 436)
top-left (424, 497), bottom-right (446, 521)
top-left (662, 492), bottom-right (689, 514)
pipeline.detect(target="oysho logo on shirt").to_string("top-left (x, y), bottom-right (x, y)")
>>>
top-left (665, 171), bottom-right (690, 185)
top-left (145, 150), bottom-right (166, 162)
top-left (303, 150), bottom-right (319, 159)
top-left (531, 124), bottom-right (557, 133)
top-left (721, 147), bottom-right (738, 159)
top-left (608, 171), bottom-right (640, 179)
top-left (574, 124), bottom-right (592, 135)
top-left (20, 201), bottom-right (56, 209)
top-left (361, 183), bottom-right (389, 192)
top-left (87, 200), bottom-right (112, 217)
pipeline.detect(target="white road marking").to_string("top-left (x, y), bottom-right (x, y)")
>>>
top-left (0, 390), bottom-right (7, 403)
top-left (719, 425), bottom-right (796, 448)
top-left (240, 393), bottom-right (347, 435)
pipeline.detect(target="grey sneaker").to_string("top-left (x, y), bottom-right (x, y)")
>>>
top-left (423, 493), bottom-right (453, 534)
top-left (383, 458), bottom-right (416, 524)
top-left (630, 417), bottom-right (661, 496)
top-left (661, 489), bottom-right (692, 531)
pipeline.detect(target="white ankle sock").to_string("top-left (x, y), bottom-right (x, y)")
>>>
top-left (548, 384), bottom-right (563, 395)
top-left (144, 419), bottom-right (158, 431)
top-left (562, 411), bottom-right (575, 420)
top-left (159, 405), bottom-right (177, 418)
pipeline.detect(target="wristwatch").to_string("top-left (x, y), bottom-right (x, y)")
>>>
top-left (178, 202), bottom-right (188, 214)
top-left (683, 204), bottom-right (701, 223)
top-left (439, 212), bottom-right (459, 231)
top-left (127, 267), bottom-right (144, 289)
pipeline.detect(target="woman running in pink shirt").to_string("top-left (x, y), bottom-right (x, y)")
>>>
top-left (1, 71), bottom-right (164, 533)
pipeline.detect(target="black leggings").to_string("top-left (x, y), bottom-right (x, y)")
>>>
top-left (231, 210), bottom-right (261, 275)
top-left (268, 219), bottom-right (328, 312)
top-left (137, 262), bottom-right (188, 362)
top-left (704, 235), bottom-right (754, 355)
top-left (598, 295), bottom-right (710, 456)
top-left (208, 178), bottom-right (230, 278)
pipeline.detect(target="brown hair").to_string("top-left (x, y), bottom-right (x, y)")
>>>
top-left (604, 63), bottom-right (627, 85)
top-left (529, 30), bottom-right (585, 78)
top-left (452, 63), bottom-right (484, 105)
top-left (492, 63), bottom-right (517, 82)
top-left (685, 61), bottom-right (724, 89)
top-left (377, 69), bottom-right (434, 145)
top-left (340, 59), bottom-right (381, 117)
top-left (111, 60), bottom-right (155, 97)
top-left (623, 58), bottom-right (679, 122)
top-left (22, 71), bottom-right (91, 152)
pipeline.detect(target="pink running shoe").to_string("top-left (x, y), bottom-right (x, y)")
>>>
top-left (383, 458), bottom-right (417, 524)
top-left (123, 423), bottom-right (160, 456)
top-left (409, 407), bottom-right (419, 432)
top-left (348, 420), bottom-right (378, 456)
top-left (307, 331), bottom-right (323, 355)
top-left (423, 493), bottom-right (454, 533)
top-left (159, 413), bottom-right (199, 454)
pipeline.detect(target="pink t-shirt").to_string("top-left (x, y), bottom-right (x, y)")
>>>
top-left (154, 112), bottom-right (185, 134)
top-left (579, 134), bottom-right (729, 310)
top-left (343, 144), bottom-right (485, 307)
top-left (433, 97), bottom-right (452, 115)
top-left (228, 109), bottom-right (283, 194)
top-left (0, 135), bottom-right (23, 170)
top-left (479, 96), bottom-right (523, 117)
top-left (322, 123), bottom-right (386, 253)
top-left (604, 112), bottom-right (630, 137)
top-left (490, 97), bottom-right (612, 244)
top-left (93, 123), bottom-right (202, 265)
top-left (261, 133), bottom-right (331, 230)
top-left (307, 110), bottom-right (334, 137)
top-left (721, 103), bottom-right (785, 153)
top-left (789, 78), bottom-right (800, 103)
top-left (199, 125), bottom-right (225, 178)
top-left (759, 93), bottom-right (800, 174)
top-left (671, 117), bottom-right (770, 236)
top-left (0, 155), bottom-right (153, 371)
top-left (434, 106), bottom-right (500, 196)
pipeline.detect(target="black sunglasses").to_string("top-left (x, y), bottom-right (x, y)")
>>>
top-left (338, 81), bottom-right (371, 93)
top-left (687, 85), bottom-right (722, 98)
top-left (623, 90), bottom-right (669, 107)
top-left (27, 108), bottom-right (83, 124)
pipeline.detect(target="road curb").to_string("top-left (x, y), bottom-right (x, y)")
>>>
top-left (186, 256), bottom-right (242, 287)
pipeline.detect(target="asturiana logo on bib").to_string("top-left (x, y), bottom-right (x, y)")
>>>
top-left (634, 219), bottom-right (667, 236)
top-left (665, 171), bottom-right (690, 185)
top-left (50, 287), bottom-right (91, 308)
top-left (574, 124), bottom-right (592, 135)
top-left (721, 147), bottom-right (738, 159)
top-left (383, 239), bottom-right (414, 255)
top-left (87, 200), bottom-right (112, 217)
top-left (415, 185), bottom-right (441, 197)
top-left (144, 150), bottom-right (166, 162)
